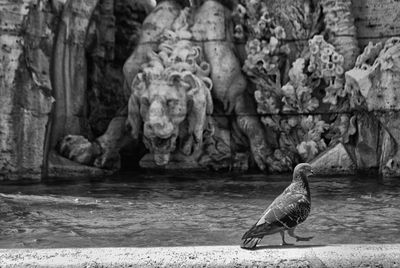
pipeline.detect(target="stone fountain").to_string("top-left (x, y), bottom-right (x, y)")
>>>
top-left (1, 0), bottom-right (400, 179)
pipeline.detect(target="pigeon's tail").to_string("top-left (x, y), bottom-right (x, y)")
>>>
top-left (240, 237), bottom-right (261, 250)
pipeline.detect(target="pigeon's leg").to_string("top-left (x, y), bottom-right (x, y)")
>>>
top-left (288, 228), bottom-right (314, 242)
top-left (280, 231), bottom-right (293, 246)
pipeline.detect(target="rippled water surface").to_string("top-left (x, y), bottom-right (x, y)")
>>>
top-left (0, 172), bottom-right (400, 248)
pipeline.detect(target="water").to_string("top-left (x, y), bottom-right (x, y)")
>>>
top-left (0, 172), bottom-right (399, 248)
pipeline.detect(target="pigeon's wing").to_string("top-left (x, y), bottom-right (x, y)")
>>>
top-left (242, 191), bottom-right (310, 239)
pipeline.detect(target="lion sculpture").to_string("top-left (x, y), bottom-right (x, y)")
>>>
top-left (127, 7), bottom-right (213, 165)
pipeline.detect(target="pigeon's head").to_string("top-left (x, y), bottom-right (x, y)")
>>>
top-left (293, 163), bottom-right (313, 178)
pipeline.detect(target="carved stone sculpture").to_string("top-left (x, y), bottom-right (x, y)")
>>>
top-left (4, 0), bottom-right (400, 179)
top-left (59, 0), bottom-right (275, 171)
top-left (53, 0), bottom-right (400, 176)
top-left (128, 7), bottom-right (213, 165)
top-left (192, 0), bottom-right (273, 171)
top-left (237, 0), bottom-right (359, 172)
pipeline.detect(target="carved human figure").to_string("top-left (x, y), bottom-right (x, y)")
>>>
top-left (191, 0), bottom-right (273, 171)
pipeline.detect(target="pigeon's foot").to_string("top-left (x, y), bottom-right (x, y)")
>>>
top-left (279, 231), bottom-right (294, 246)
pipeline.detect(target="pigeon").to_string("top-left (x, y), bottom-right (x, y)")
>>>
top-left (241, 163), bottom-right (314, 249)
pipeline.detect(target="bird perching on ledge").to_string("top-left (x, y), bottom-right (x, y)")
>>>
top-left (241, 163), bottom-right (314, 250)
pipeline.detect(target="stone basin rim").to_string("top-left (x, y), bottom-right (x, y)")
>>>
top-left (1, 244), bottom-right (399, 268)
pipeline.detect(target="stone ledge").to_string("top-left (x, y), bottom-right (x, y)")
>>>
top-left (0, 244), bottom-right (399, 267)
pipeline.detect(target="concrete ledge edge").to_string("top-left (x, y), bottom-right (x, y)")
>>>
top-left (1, 244), bottom-right (400, 267)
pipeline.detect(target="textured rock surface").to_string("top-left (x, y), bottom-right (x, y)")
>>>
top-left (0, 0), bottom-right (55, 180)
top-left (0, 245), bottom-right (400, 267)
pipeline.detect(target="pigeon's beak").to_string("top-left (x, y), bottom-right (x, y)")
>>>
top-left (309, 168), bottom-right (314, 176)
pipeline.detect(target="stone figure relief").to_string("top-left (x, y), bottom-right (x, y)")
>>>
top-left (191, 0), bottom-right (274, 171)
